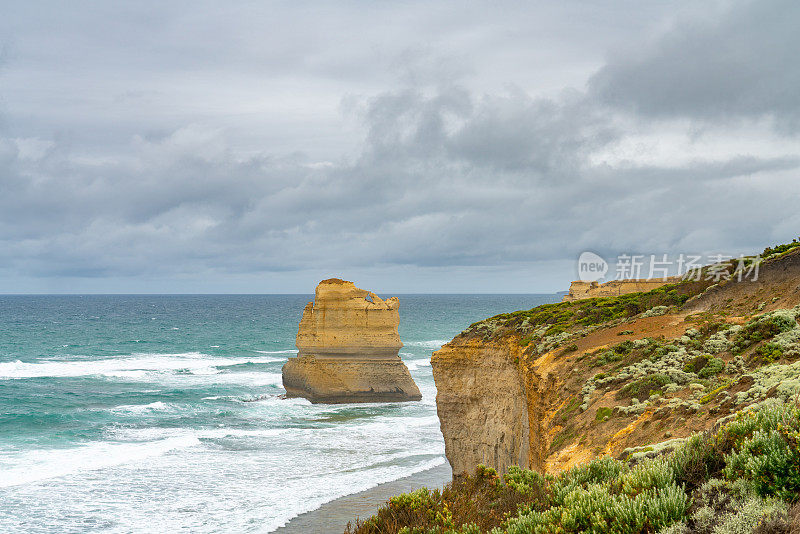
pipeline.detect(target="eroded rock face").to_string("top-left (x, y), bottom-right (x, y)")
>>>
top-left (432, 337), bottom-right (546, 475)
top-left (282, 278), bottom-right (422, 403)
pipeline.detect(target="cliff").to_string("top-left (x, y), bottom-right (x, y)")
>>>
top-left (433, 247), bottom-right (800, 475)
top-left (563, 278), bottom-right (678, 302)
top-left (282, 278), bottom-right (421, 403)
top-left (433, 336), bottom-right (539, 474)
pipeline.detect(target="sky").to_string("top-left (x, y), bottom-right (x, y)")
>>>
top-left (0, 0), bottom-right (798, 294)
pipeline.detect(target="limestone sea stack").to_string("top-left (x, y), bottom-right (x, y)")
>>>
top-left (281, 278), bottom-right (422, 403)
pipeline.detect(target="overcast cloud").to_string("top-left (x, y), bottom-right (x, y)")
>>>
top-left (0, 0), bottom-right (798, 293)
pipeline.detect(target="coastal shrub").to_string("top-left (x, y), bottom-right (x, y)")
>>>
top-left (732, 361), bottom-right (800, 406)
top-left (732, 310), bottom-right (799, 354)
top-left (683, 354), bottom-right (725, 378)
top-left (614, 340), bottom-right (635, 355)
top-left (346, 465), bottom-right (543, 534)
top-left (699, 380), bottom-right (735, 404)
top-left (697, 357), bottom-right (725, 379)
top-left (762, 238), bottom-right (800, 258)
top-left (505, 482), bottom-right (689, 534)
top-left (618, 374), bottom-right (672, 400)
top-left (773, 326), bottom-right (800, 356)
top-left (662, 433), bottom-right (725, 489)
top-left (504, 456), bottom-right (690, 534)
top-left (596, 350), bottom-right (623, 366)
top-left (675, 477), bottom-right (789, 534)
top-left (722, 403), bottom-right (800, 500)
top-left (724, 428), bottom-right (800, 501)
top-left (614, 398), bottom-right (648, 417)
top-left (703, 331), bottom-right (734, 354)
top-left (712, 495), bottom-right (788, 534)
top-left (683, 354), bottom-right (714, 374)
top-left (353, 402), bottom-right (800, 534)
top-left (504, 466), bottom-right (550, 497)
top-left (756, 342), bottom-right (784, 365)
top-left (642, 306), bottom-right (669, 318)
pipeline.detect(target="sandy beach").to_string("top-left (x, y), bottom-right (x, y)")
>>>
top-left (273, 463), bottom-right (453, 534)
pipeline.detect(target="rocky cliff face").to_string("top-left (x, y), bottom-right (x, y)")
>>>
top-left (432, 337), bottom-right (542, 474)
top-left (282, 278), bottom-right (421, 403)
top-left (433, 249), bottom-right (800, 476)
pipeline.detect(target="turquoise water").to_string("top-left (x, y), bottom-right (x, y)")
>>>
top-left (0, 294), bottom-right (558, 532)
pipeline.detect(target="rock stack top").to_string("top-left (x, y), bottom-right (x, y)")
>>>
top-left (296, 278), bottom-right (402, 357)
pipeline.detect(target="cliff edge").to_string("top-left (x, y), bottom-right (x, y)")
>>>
top-left (282, 278), bottom-right (422, 403)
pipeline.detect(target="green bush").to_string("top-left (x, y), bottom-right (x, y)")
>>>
top-left (698, 357), bottom-right (725, 378)
top-left (596, 351), bottom-right (623, 366)
top-left (756, 342), bottom-right (784, 364)
top-left (617, 374), bottom-right (672, 400)
top-left (732, 312), bottom-right (798, 354)
top-left (613, 341), bottom-right (635, 355)
top-left (762, 238), bottom-right (800, 258)
top-left (595, 407), bottom-right (613, 422)
top-left (722, 403), bottom-right (800, 501)
top-left (682, 354), bottom-right (724, 377)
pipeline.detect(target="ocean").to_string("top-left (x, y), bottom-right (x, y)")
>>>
top-left (0, 294), bottom-right (558, 533)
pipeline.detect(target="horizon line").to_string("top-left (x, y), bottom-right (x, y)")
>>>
top-left (0, 291), bottom-right (566, 296)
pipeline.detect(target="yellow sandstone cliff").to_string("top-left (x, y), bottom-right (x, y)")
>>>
top-left (282, 278), bottom-right (422, 403)
top-left (432, 337), bottom-right (542, 474)
top-left (563, 278), bottom-right (677, 302)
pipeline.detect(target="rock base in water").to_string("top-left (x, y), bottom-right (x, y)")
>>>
top-left (282, 355), bottom-right (422, 403)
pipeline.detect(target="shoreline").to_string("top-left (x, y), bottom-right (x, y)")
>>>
top-left (272, 462), bottom-right (453, 534)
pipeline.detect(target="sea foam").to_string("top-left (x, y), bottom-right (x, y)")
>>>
top-left (405, 340), bottom-right (448, 349)
top-left (0, 353), bottom-right (284, 380)
top-left (0, 436), bottom-right (201, 488)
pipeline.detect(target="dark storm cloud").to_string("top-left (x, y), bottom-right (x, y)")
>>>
top-left (590, 0), bottom-right (800, 129)
top-left (0, 0), bottom-right (798, 292)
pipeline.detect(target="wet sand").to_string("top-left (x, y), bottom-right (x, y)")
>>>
top-left (273, 463), bottom-right (453, 534)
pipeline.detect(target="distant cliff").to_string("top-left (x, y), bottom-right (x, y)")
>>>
top-left (433, 248), bottom-right (800, 475)
top-left (282, 278), bottom-right (421, 403)
top-left (563, 278), bottom-right (677, 302)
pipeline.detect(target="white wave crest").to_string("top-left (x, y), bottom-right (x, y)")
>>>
top-left (405, 340), bottom-right (449, 349)
top-left (0, 436), bottom-right (201, 488)
top-left (0, 353), bottom-right (284, 381)
top-left (109, 401), bottom-right (170, 414)
top-left (405, 358), bottom-right (432, 371)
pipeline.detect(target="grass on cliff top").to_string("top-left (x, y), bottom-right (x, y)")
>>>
top-left (763, 237), bottom-right (800, 259)
top-left (346, 399), bottom-right (800, 534)
top-left (463, 278), bottom-right (716, 342)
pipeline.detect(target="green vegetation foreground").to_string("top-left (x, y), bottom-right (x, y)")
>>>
top-left (347, 399), bottom-right (800, 533)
